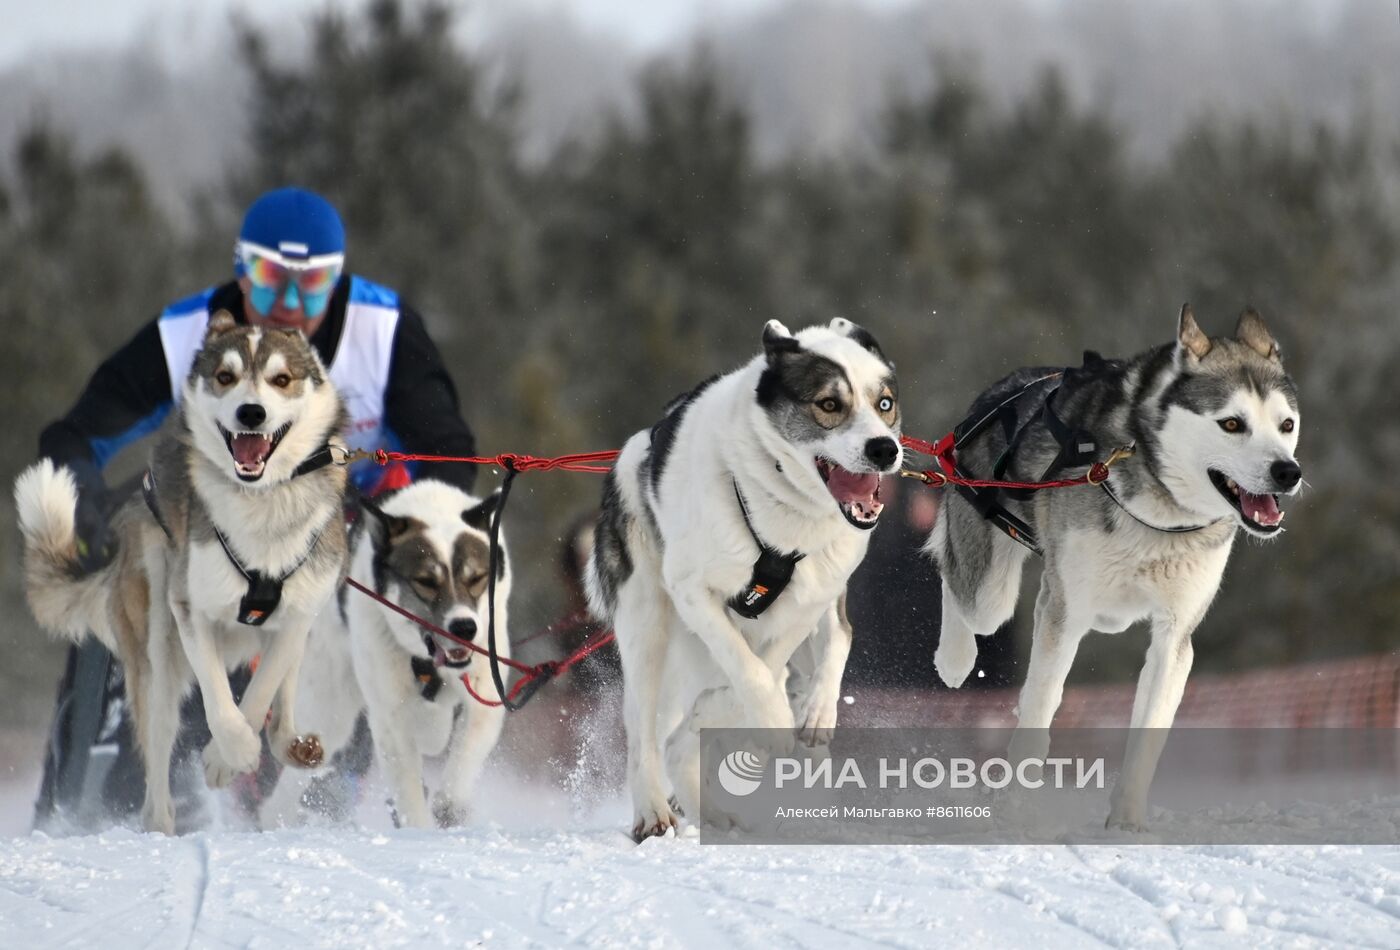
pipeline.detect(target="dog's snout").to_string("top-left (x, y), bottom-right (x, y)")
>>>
top-left (864, 436), bottom-right (899, 471)
top-left (1271, 459), bottom-right (1302, 491)
top-left (235, 403), bottom-right (266, 429)
top-left (448, 618), bottom-right (478, 642)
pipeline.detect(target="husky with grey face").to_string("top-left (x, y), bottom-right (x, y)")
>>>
top-left (261, 480), bottom-right (510, 830)
top-left (926, 306), bottom-right (1302, 830)
top-left (586, 318), bottom-right (903, 840)
top-left (15, 311), bottom-right (348, 834)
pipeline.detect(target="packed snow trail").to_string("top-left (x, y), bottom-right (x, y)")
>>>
top-left (2, 822), bottom-right (1398, 948)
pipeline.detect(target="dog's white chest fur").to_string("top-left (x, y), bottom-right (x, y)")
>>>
top-left (1060, 521), bottom-right (1236, 632)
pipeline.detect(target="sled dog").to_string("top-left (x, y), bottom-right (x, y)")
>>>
top-left (587, 318), bottom-right (902, 839)
top-left (926, 306), bottom-right (1301, 829)
top-left (15, 311), bottom-right (348, 834)
top-left (263, 480), bottom-right (510, 830)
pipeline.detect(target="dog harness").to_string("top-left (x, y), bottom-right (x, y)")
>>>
top-left (142, 466), bottom-right (332, 626)
top-left (410, 654), bottom-right (445, 701)
top-left (948, 353), bottom-right (1219, 555)
top-left (727, 482), bottom-right (805, 620)
top-left (211, 522), bottom-right (327, 626)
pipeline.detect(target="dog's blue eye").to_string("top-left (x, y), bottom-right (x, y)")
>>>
top-left (1218, 417), bottom-right (1246, 434)
top-left (878, 396), bottom-right (894, 413)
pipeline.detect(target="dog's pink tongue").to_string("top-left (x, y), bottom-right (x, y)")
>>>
top-left (1239, 489), bottom-right (1281, 525)
top-left (824, 465), bottom-right (881, 505)
top-left (230, 433), bottom-right (272, 466)
top-left (432, 642), bottom-right (449, 668)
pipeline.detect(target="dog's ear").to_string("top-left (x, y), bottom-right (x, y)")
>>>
top-left (1235, 307), bottom-right (1281, 362)
top-left (462, 490), bottom-right (502, 532)
top-left (206, 309), bottom-right (238, 340)
top-left (360, 495), bottom-right (414, 544)
top-left (1177, 303), bottom-right (1212, 362)
top-left (762, 320), bottom-right (800, 364)
top-left (829, 317), bottom-right (892, 367)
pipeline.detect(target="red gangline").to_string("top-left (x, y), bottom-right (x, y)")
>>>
top-left (899, 434), bottom-right (1112, 491)
top-left (344, 577), bottom-right (615, 709)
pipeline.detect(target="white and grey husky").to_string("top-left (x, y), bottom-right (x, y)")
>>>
top-left (927, 306), bottom-right (1302, 829)
top-left (586, 318), bottom-right (903, 840)
top-left (262, 480), bottom-right (510, 830)
top-left (15, 311), bottom-right (349, 834)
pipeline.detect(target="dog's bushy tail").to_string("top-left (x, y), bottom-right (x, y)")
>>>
top-left (14, 460), bottom-right (117, 650)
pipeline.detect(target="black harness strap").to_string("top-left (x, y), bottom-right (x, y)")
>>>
top-left (212, 522), bottom-right (327, 627)
top-left (289, 444), bottom-right (341, 479)
top-left (726, 482), bottom-right (805, 619)
top-left (948, 353), bottom-right (1219, 552)
top-left (410, 654), bottom-right (445, 701)
top-left (1099, 480), bottom-right (1219, 534)
top-left (142, 444), bottom-right (338, 627)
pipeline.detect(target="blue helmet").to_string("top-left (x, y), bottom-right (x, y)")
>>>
top-left (236, 187), bottom-right (345, 268)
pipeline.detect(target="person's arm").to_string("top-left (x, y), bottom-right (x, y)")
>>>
top-left (383, 306), bottom-right (478, 493)
top-left (38, 317), bottom-right (175, 567)
top-left (40, 318), bottom-right (175, 483)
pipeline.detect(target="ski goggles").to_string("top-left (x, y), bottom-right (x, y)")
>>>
top-left (237, 241), bottom-right (344, 318)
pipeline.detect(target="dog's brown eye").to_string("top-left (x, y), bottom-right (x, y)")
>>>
top-left (271, 374), bottom-right (291, 389)
top-left (415, 575), bottom-right (439, 589)
top-left (216, 371), bottom-right (236, 386)
top-left (817, 398), bottom-right (841, 413)
top-left (1280, 418), bottom-right (1295, 434)
top-left (1218, 417), bottom-right (1245, 434)
top-left (466, 574), bottom-right (487, 588)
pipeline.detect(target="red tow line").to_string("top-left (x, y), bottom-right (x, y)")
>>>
top-left (340, 447), bottom-right (622, 709)
top-left (898, 433), bottom-right (1132, 491)
top-left (338, 437), bottom-right (1119, 710)
top-left (345, 577), bottom-right (615, 708)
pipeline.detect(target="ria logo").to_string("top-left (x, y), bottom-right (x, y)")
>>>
top-left (717, 750), bottom-right (764, 797)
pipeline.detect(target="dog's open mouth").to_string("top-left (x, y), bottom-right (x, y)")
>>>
top-left (1209, 469), bottom-right (1284, 534)
top-left (218, 422), bottom-right (291, 482)
top-left (815, 457), bottom-right (884, 530)
top-left (424, 633), bottom-right (473, 670)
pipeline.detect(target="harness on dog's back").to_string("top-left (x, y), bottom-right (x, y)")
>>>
top-left (142, 466), bottom-right (331, 627)
top-left (949, 352), bottom-right (1217, 553)
top-left (727, 482), bottom-right (805, 620)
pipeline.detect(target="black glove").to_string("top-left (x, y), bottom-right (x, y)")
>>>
top-left (68, 460), bottom-right (116, 574)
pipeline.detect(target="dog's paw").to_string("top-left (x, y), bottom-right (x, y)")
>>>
top-left (934, 635), bottom-right (978, 688)
top-left (142, 798), bottom-right (176, 836)
top-left (667, 794), bottom-right (686, 819)
top-left (1104, 813), bottom-right (1149, 834)
top-left (631, 804), bottom-right (680, 843)
top-left (432, 795), bottom-right (472, 829)
top-left (203, 722), bottom-right (261, 788)
top-left (795, 695), bottom-right (839, 747)
top-left (279, 734), bottom-right (325, 770)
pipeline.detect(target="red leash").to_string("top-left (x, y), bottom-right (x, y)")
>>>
top-left (344, 577), bottom-right (616, 709)
top-left (898, 433), bottom-right (1132, 491)
top-left (355, 448), bottom-right (620, 474)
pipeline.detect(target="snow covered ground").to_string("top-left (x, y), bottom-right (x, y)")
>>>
top-left (2, 765), bottom-right (1398, 949)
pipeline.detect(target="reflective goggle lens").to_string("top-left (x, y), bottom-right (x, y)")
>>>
top-left (243, 249), bottom-right (342, 300)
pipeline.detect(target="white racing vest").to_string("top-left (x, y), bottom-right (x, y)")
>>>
top-left (157, 277), bottom-right (400, 473)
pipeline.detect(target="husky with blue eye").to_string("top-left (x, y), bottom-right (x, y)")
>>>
top-left (586, 318), bottom-right (903, 840)
top-left (926, 306), bottom-right (1302, 830)
top-left (15, 310), bottom-right (348, 834)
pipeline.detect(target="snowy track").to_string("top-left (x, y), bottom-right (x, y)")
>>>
top-left (2, 825), bottom-right (1398, 948)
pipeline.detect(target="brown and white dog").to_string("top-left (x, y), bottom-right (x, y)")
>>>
top-left (15, 311), bottom-right (348, 834)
